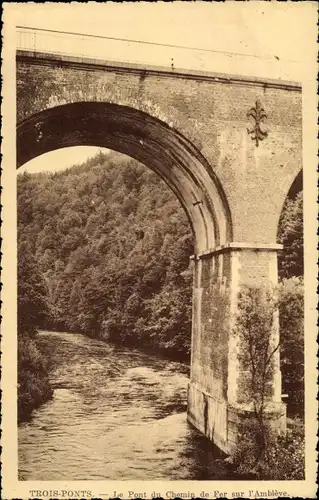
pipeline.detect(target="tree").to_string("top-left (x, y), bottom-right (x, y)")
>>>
top-left (277, 188), bottom-right (304, 416)
top-left (233, 286), bottom-right (280, 468)
top-left (17, 242), bottom-right (53, 422)
top-left (278, 191), bottom-right (303, 279)
top-left (232, 286), bottom-right (304, 480)
top-left (18, 336), bottom-right (53, 422)
top-left (18, 242), bottom-right (49, 336)
top-left (278, 276), bottom-right (304, 412)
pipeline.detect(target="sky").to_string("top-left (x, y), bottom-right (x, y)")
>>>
top-left (10, 2), bottom-right (316, 65)
top-left (8, 2), bottom-right (317, 174)
top-left (18, 147), bottom-right (109, 175)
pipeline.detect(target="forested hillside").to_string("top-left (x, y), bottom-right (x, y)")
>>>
top-left (18, 151), bottom-right (193, 360)
top-left (17, 150), bottom-right (303, 421)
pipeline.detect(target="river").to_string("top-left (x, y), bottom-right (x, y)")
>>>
top-left (18, 331), bottom-right (229, 481)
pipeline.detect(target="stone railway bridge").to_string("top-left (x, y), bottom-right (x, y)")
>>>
top-left (16, 39), bottom-right (302, 453)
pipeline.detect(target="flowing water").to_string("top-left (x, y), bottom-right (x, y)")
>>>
top-left (19, 331), bottom-right (228, 481)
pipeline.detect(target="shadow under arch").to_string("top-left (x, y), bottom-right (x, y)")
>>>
top-left (17, 102), bottom-right (232, 254)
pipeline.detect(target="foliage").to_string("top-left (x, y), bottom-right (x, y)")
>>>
top-left (235, 287), bottom-right (279, 402)
top-left (277, 186), bottom-right (304, 417)
top-left (278, 191), bottom-right (303, 279)
top-left (17, 192), bottom-right (53, 421)
top-left (232, 286), bottom-right (304, 479)
top-left (18, 241), bottom-right (49, 335)
top-left (18, 335), bottom-right (53, 422)
top-left (278, 276), bottom-right (304, 414)
top-left (233, 286), bottom-right (279, 464)
top-left (232, 416), bottom-right (304, 480)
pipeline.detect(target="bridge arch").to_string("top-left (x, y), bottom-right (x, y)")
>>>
top-left (17, 101), bottom-right (232, 254)
top-left (16, 99), bottom-right (288, 454)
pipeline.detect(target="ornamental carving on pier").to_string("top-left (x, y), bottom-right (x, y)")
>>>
top-left (247, 99), bottom-right (268, 147)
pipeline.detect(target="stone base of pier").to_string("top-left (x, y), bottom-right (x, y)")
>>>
top-left (187, 382), bottom-right (286, 455)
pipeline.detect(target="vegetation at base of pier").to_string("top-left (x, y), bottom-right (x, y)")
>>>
top-left (17, 150), bottom-right (304, 445)
top-left (232, 414), bottom-right (305, 480)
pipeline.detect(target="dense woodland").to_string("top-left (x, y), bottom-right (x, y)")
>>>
top-left (17, 150), bottom-right (303, 422)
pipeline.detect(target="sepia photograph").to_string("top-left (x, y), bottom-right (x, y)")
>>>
top-left (1, 2), bottom-right (317, 499)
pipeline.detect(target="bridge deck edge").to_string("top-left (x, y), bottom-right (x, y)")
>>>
top-left (16, 50), bottom-right (302, 91)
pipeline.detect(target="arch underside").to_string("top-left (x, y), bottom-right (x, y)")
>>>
top-left (17, 102), bottom-right (232, 254)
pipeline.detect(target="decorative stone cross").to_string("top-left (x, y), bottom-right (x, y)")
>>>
top-left (247, 99), bottom-right (268, 147)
